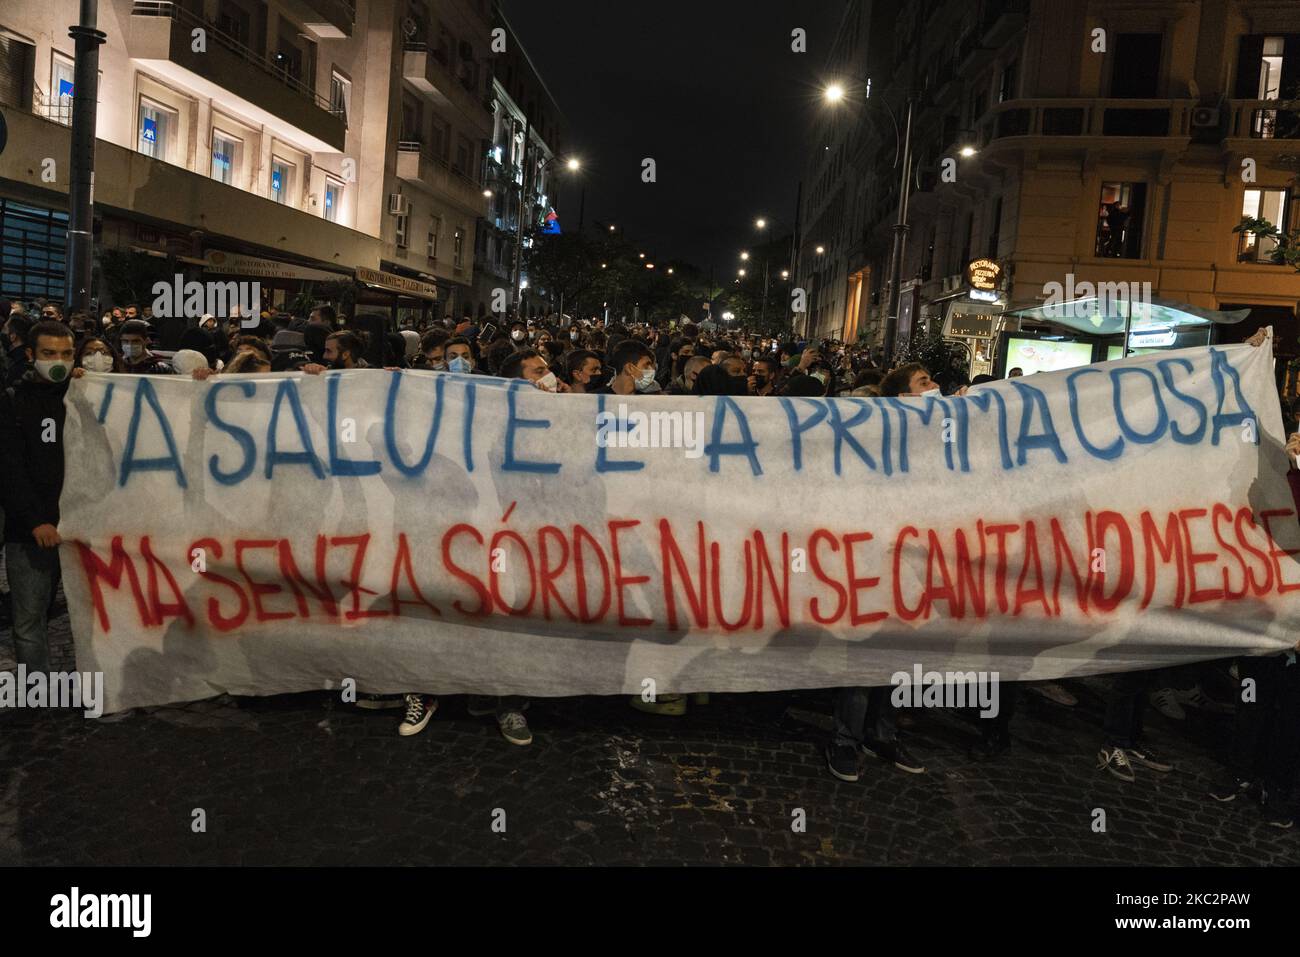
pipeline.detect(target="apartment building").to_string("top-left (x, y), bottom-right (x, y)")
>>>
top-left (470, 8), bottom-right (565, 320)
top-left (0, 0), bottom-right (494, 320)
top-left (796, 0), bottom-right (1300, 373)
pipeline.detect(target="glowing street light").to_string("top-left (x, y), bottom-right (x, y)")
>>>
top-left (638, 252), bottom-right (646, 259)
top-left (566, 157), bottom-right (581, 171)
top-left (740, 251), bottom-right (750, 261)
top-left (781, 270), bottom-right (790, 279)
top-left (483, 189), bottom-right (493, 197)
top-left (646, 263), bottom-right (655, 269)
top-left (824, 83), bottom-right (845, 103)
top-left (738, 268), bottom-right (747, 277)
top-left (815, 245), bottom-right (825, 255)
top-left (609, 224), bottom-right (616, 232)
top-left (960, 145), bottom-right (977, 158)
top-left (755, 218), bottom-right (767, 230)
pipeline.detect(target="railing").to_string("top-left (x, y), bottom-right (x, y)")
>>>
top-left (131, 1), bottom-right (342, 118)
top-left (33, 91), bottom-right (72, 126)
top-left (977, 98), bottom-right (1194, 143)
top-left (1225, 100), bottom-right (1300, 139)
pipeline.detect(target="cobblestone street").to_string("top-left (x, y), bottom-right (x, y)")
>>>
top-left (2, 607), bottom-right (1297, 866)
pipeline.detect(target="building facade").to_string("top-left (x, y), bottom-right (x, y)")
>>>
top-left (796, 0), bottom-right (1300, 372)
top-left (0, 0), bottom-right (498, 320)
top-left (470, 9), bottom-right (565, 320)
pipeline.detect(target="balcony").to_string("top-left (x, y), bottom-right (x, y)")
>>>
top-left (396, 141), bottom-right (489, 216)
top-left (128, 1), bottom-right (345, 153)
top-left (401, 43), bottom-right (492, 134)
top-left (977, 98), bottom-right (1194, 147)
top-left (1224, 100), bottom-right (1300, 141)
top-left (280, 0), bottom-right (355, 39)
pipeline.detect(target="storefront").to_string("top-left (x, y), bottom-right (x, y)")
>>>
top-left (936, 258), bottom-right (1011, 377)
top-left (355, 265), bottom-right (439, 327)
top-left (203, 250), bottom-right (351, 312)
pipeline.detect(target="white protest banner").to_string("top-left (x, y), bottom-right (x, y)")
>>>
top-left (58, 343), bottom-right (1300, 713)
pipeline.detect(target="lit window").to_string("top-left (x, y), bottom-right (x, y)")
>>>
top-left (324, 179), bottom-right (343, 223)
top-left (270, 158), bottom-right (294, 205)
top-left (138, 98), bottom-right (177, 162)
top-left (211, 130), bottom-right (241, 185)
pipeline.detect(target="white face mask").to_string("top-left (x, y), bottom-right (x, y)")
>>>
top-left (82, 352), bottom-right (114, 373)
top-left (448, 355), bottom-right (473, 374)
top-left (35, 358), bottom-right (71, 383)
top-left (511, 330), bottom-right (525, 341)
top-left (121, 341), bottom-right (144, 361)
top-left (634, 367), bottom-right (657, 392)
top-left (536, 371), bottom-right (559, 392)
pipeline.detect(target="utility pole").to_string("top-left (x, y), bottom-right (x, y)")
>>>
top-left (882, 94), bottom-right (915, 365)
top-left (65, 0), bottom-right (106, 314)
top-left (511, 115), bottom-right (531, 319)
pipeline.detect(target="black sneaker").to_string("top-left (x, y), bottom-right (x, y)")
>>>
top-left (398, 694), bottom-right (437, 737)
top-left (862, 738), bottom-right (926, 774)
top-left (1209, 777), bottom-right (1255, 803)
top-left (825, 743), bottom-right (860, 782)
top-left (1126, 743), bottom-right (1173, 773)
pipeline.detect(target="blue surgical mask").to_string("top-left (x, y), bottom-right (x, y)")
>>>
top-left (448, 355), bottom-right (472, 374)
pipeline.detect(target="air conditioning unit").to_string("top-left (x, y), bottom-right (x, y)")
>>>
top-left (388, 193), bottom-right (408, 215)
top-left (1191, 106), bottom-right (1220, 128)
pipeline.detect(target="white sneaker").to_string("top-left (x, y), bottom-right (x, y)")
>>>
top-left (1176, 684), bottom-right (1233, 715)
top-left (1149, 687), bottom-right (1186, 720)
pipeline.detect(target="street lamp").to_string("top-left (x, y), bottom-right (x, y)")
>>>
top-left (738, 268), bottom-right (746, 277)
top-left (823, 77), bottom-right (915, 364)
top-left (815, 245), bottom-right (825, 255)
top-left (755, 218), bottom-right (767, 230)
top-left (740, 251), bottom-right (750, 261)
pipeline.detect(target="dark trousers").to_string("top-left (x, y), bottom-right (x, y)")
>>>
top-left (1231, 655), bottom-right (1300, 795)
top-left (1103, 669), bottom-right (1152, 749)
top-left (831, 686), bottom-right (898, 749)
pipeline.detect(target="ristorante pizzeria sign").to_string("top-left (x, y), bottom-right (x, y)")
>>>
top-left (966, 258), bottom-right (1002, 292)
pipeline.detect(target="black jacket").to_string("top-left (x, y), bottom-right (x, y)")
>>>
top-left (0, 372), bottom-right (70, 544)
top-left (4, 343), bottom-right (27, 388)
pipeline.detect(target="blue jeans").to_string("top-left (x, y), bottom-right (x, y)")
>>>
top-left (5, 541), bottom-right (59, 674)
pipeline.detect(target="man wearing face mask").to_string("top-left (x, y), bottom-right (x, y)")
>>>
top-left (499, 348), bottom-right (569, 393)
top-left (443, 337), bottom-right (478, 375)
top-left (0, 321), bottom-right (79, 675)
top-left (608, 340), bottom-right (658, 396)
top-left (508, 320), bottom-right (528, 346)
top-left (117, 319), bottom-right (173, 375)
top-left (564, 349), bottom-right (606, 394)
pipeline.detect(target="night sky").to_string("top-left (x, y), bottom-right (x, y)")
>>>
top-left (501, 0), bottom-right (850, 280)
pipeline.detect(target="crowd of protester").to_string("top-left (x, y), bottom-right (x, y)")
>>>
top-left (1, 296), bottom-right (1297, 830)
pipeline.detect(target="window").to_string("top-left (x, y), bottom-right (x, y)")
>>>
top-left (396, 207), bottom-right (410, 249)
top-left (1260, 37), bottom-right (1285, 99)
top-left (1095, 182), bottom-right (1148, 259)
top-left (330, 71), bottom-right (352, 126)
top-left (1, 199), bottom-right (68, 302)
top-left (211, 129), bottom-right (242, 185)
top-left (427, 216), bottom-right (440, 258)
top-left (324, 178), bottom-right (343, 223)
top-left (51, 52), bottom-right (75, 127)
top-left (998, 60), bottom-right (1017, 103)
top-left (987, 196), bottom-right (1002, 258)
top-left (270, 157), bottom-right (295, 205)
top-left (455, 136), bottom-right (472, 177)
top-left (1110, 35), bottom-right (1162, 98)
top-left (401, 94), bottom-right (422, 145)
top-left (138, 98), bottom-right (177, 161)
top-left (1240, 188), bottom-right (1290, 262)
top-left (454, 227), bottom-right (464, 267)
top-left (216, 0), bottom-right (251, 45)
